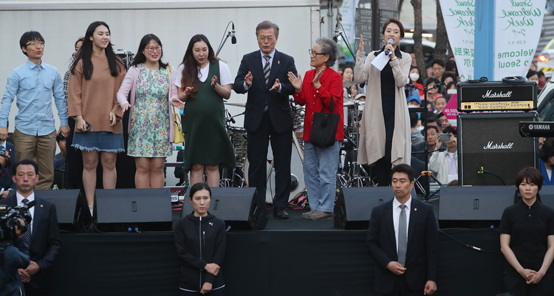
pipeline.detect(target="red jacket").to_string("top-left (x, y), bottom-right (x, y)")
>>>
top-left (294, 67), bottom-right (344, 142)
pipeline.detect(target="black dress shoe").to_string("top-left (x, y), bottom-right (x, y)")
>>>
top-left (274, 208), bottom-right (289, 219)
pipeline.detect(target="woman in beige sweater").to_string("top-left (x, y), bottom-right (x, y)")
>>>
top-left (68, 21), bottom-right (125, 215)
top-left (354, 18), bottom-right (412, 186)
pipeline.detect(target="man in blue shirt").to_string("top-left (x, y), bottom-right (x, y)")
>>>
top-left (0, 31), bottom-right (69, 190)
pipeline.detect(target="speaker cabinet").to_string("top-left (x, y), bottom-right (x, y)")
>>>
top-left (95, 188), bottom-right (173, 232)
top-left (458, 112), bottom-right (538, 186)
top-left (535, 186), bottom-right (554, 210)
top-left (438, 186), bottom-right (515, 228)
top-left (181, 187), bottom-right (268, 230)
top-left (36, 189), bottom-right (80, 231)
top-left (334, 187), bottom-right (394, 229)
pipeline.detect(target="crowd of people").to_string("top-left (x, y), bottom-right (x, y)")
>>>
top-left (1, 16), bottom-right (553, 296)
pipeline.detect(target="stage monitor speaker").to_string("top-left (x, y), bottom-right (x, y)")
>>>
top-left (36, 189), bottom-right (80, 231)
top-left (458, 112), bottom-right (537, 186)
top-left (334, 187), bottom-right (395, 229)
top-left (535, 186), bottom-right (554, 210)
top-left (180, 187), bottom-right (268, 230)
top-left (95, 188), bottom-right (172, 232)
top-left (438, 186), bottom-right (515, 228)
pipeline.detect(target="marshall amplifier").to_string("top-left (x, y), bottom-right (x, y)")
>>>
top-left (457, 81), bottom-right (537, 112)
top-left (458, 112), bottom-right (538, 186)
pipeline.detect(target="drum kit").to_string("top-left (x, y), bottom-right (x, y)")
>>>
top-left (220, 80), bottom-right (374, 207)
top-left (221, 101), bottom-right (307, 205)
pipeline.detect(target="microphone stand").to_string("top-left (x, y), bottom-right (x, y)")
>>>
top-left (216, 21), bottom-right (235, 57)
top-left (407, 82), bottom-right (445, 200)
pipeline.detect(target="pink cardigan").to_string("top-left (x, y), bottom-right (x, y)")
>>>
top-left (117, 64), bottom-right (179, 142)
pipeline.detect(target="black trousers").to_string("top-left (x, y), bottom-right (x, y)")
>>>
top-left (247, 112), bottom-right (292, 210)
top-left (504, 272), bottom-right (554, 296)
top-left (375, 274), bottom-right (422, 296)
top-left (371, 140), bottom-right (392, 187)
top-left (180, 286), bottom-right (226, 296)
top-left (24, 283), bottom-right (49, 296)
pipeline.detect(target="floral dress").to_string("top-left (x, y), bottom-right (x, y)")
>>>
top-left (127, 65), bottom-right (172, 157)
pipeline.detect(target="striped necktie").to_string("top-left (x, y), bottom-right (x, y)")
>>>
top-left (263, 54), bottom-right (271, 85)
top-left (22, 198), bottom-right (32, 245)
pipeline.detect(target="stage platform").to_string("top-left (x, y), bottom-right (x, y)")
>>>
top-left (49, 206), bottom-right (507, 296)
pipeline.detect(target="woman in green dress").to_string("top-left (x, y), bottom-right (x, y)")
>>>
top-left (174, 34), bottom-right (235, 187)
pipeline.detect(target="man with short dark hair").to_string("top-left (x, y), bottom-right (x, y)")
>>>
top-left (233, 20), bottom-right (297, 219)
top-left (429, 126), bottom-right (458, 184)
top-left (366, 164), bottom-right (438, 295)
top-left (0, 159), bottom-right (61, 296)
top-left (409, 112), bottom-right (423, 146)
top-left (0, 31), bottom-right (69, 190)
top-left (437, 112), bottom-right (451, 129)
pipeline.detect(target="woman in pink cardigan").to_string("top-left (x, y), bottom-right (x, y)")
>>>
top-left (117, 34), bottom-right (183, 188)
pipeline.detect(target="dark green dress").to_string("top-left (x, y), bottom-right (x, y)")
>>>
top-left (182, 61), bottom-right (236, 171)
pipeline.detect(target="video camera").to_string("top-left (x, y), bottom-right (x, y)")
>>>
top-left (0, 201), bottom-right (34, 243)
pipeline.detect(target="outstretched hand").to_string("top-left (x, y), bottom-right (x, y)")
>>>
top-left (358, 34), bottom-right (365, 52)
top-left (288, 72), bottom-right (302, 93)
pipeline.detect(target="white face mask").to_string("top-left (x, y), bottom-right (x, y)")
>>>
top-left (410, 73), bottom-right (420, 82)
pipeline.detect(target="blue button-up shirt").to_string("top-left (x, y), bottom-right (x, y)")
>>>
top-left (0, 60), bottom-right (68, 136)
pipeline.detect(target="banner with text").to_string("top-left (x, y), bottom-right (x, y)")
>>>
top-left (493, 0), bottom-right (545, 80)
top-left (440, 0), bottom-right (475, 81)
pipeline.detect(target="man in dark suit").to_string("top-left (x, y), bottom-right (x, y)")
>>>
top-left (366, 164), bottom-right (438, 295)
top-left (233, 20), bottom-right (297, 219)
top-left (0, 159), bottom-right (61, 296)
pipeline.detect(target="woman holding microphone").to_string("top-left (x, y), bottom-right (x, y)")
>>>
top-left (288, 37), bottom-right (343, 220)
top-left (354, 18), bottom-right (411, 186)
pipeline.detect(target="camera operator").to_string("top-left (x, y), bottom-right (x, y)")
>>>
top-left (1, 218), bottom-right (30, 296)
top-left (0, 159), bottom-right (60, 296)
top-left (0, 142), bottom-right (15, 198)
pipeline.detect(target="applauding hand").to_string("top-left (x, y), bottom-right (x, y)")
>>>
top-left (269, 79), bottom-right (281, 92)
top-left (288, 72), bottom-right (302, 93)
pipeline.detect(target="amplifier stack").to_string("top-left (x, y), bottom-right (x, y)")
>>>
top-left (456, 80), bottom-right (538, 186)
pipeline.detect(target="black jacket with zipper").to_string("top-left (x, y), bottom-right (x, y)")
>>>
top-left (174, 212), bottom-right (227, 291)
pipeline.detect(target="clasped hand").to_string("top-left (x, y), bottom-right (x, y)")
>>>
top-left (521, 268), bottom-right (545, 284)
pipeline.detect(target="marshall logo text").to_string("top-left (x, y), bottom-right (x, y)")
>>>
top-left (481, 90), bottom-right (513, 99)
top-left (483, 141), bottom-right (514, 150)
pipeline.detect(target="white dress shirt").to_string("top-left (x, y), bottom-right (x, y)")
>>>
top-left (392, 196), bottom-right (411, 253)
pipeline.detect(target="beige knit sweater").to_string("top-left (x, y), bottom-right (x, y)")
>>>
top-left (68, 55), bottom-right (125, 134)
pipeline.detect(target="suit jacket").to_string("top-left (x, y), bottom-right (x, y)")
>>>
top-left (0, 141), bottom-right (16, 190)
top-left (366, 197), bottom-right (438, 294)
top-left (233, 49), bottom-right (297, 133)
top-left (0, 190), bottom-right (61, 289)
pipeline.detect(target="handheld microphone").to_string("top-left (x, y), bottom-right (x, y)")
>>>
top-left (384, 38), bottom-right (394, 56)
top-left (231, 22), bottom-right (237, 44)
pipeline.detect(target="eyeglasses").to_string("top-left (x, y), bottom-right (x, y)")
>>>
top-left (308, 49), bottom-right (325, 56)
top-left (258, 36), bottom-right (275, 42)
top-left (145, 46), bottom-right (162, 52)
top-left (26, 42), bottom-right (45, 47)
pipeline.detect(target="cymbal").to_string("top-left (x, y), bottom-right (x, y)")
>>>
top-left (343, 81), bottom-right (357, 88)
top-left (225, 102), bottom-right (246, 108)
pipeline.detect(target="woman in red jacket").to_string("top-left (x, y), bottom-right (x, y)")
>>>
top-left (288, 37), bottom-right (343, 220)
